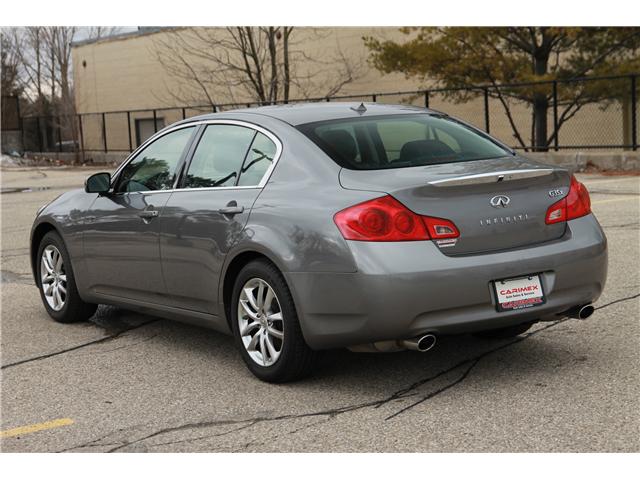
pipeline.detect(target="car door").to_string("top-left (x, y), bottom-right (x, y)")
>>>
top-left (83, 125), bottom-right (197, 304)
top-left (160, 122), bottom-right (281, 315)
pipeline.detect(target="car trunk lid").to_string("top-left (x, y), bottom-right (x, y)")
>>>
top-left (339, 156), bottom-right (571, 255)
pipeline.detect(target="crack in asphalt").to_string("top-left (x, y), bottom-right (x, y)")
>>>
top-left (1, 251), bottom-right (30, 259)
top-left (588, 189), bottom-right (639, 196)
top-left (594, 293), bottom-right (639, 310)
top-left (57, 291), bottom-right (638, 452)
top-left (0, 269), bottom-right (34, 285)
top-left (83, 334), bottom-right (159, 356)
top-left (236, 416), bottom-right (334, 452)
top-left (145, 421), bottom-right (261, 450)
top-left (0, 320), bottom-right (158, 370)
top-left (375, 316), bottom-right (576, 417)
top-left (599, 222), bottom-right (640, 230)
top-left (0, 247), bottom-right (30, 254)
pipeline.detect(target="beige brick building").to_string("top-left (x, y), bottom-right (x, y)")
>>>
top-left (71, 27), bottom-right (633, 154)
top-left (72, 27), bottom-right (426, 151)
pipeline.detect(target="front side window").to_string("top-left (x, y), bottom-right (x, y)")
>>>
top-left (298, 114), bottom-right (510, 170)
top-left (184, 125), bottom-right (255, 188)
top-left (115, 127), bottom-right (194, 192)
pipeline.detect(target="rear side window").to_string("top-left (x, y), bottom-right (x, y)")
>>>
top-left (184, 125), bottom-right (255, 188)
top-left (298, 114), bottom-right (509, 170)
top-left (238, 132), bottom-right (278, 186)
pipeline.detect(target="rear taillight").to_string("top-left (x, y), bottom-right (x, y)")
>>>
top-left (545, 175), bottom-right (591, 225)
top-left (333, 195), bottom-right (460, 242)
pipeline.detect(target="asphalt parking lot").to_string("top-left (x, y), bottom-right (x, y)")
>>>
top-left (1, 164), bottom-right (638, 452)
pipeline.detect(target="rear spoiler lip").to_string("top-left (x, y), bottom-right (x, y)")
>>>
top-left (428, 168), bottom-right (556, 187)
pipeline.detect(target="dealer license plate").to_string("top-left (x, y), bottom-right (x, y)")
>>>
top-left (493, 275), bottom-right (545, 312)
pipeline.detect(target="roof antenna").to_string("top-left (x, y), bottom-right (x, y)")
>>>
top-left (350, 103), bottom-right (367, 115)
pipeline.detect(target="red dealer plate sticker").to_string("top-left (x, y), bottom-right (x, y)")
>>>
top-left (493, 275), bottom-right (546, 312)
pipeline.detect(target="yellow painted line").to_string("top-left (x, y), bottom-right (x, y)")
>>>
top-left (592, 197), bottom-right (640, 206)
top-left (0, 418), bottom-right (74, 438)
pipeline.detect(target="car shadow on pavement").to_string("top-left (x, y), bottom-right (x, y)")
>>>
top-left (86, 304), bottom-right (582, 401)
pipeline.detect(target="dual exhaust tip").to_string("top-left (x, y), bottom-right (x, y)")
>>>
top-left (567, 304), bottom-right (595, 320)
top-left (399, 333), bottom-right (437, 352)
top-left (347, 333), bottom-right (437, 353)
top-left (351, 304), bottom-right (594, 353)
top-left (402, 305), bottom-right (594, 351)
top-left (399, 304), bottom-right (594, 351)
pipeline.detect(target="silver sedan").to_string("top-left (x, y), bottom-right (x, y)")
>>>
top-left (30, 103), bottom-right (607, 382)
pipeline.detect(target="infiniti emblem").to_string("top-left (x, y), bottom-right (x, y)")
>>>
top-left (490, 195), bottom-right (510, 208)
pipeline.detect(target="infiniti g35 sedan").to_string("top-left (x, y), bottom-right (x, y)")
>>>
top-left (31, 103), bottom-right (607, 382)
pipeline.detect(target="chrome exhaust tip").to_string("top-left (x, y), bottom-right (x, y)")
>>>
top-left (400, 333), bottom-right (437, 352)
top-left (567, 304), bottom-right (595, 320)
top-left (577, 304), bottom-right (595, 320)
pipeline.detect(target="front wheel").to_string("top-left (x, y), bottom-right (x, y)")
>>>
top-left (231, 259), bottom-right (317, 383)
top-left (36, 231), bottom-right (97, 323)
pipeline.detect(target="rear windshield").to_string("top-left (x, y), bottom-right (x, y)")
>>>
top-left (297, 113), bottom-right (511, 170)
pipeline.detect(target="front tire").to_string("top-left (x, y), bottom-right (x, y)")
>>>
top-left (231, 259), bottom-right (316, 383)
top-left (37, 231), bottom-right (97, 323)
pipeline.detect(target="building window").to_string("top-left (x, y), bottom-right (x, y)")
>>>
top-left (135, 117), bottom-right (165, 146)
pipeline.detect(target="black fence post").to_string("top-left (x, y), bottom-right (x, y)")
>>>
top-left (20, 119), bottom-right (26, 153)
top-left (326, 97), bottom-right (330, 102)
top-left (16, 97), bottom-right (25, 153)
top-left (552, 80), bottom-right (559, 151)
top-left (372, 94), bottom-right (377, 102)
top-left (36, 117), bottom-right (43, 152)
top-left (424, 90), bottom-right (430, 108)
top-left (153, 110), bottom-right (158, 133)
top-left (182, 107), bottom-right (186, 120)
top-left (212, 104), bottom-right (217, 113)
top-left (483, 88), bottom-right (490, 133)
top-left (57, 118), bottom-right (62, 153)
top-left (127, 111), bottom-right (133, 152)
top-left (77, 114), bottom-right (85, 161)
top-left (101, 112), bottom-right (107, 153)
top-left (631, 74), bottom-right (638, 151)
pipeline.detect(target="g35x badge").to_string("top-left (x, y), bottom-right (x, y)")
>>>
top-left (548, 189), bottom-right (564, 197)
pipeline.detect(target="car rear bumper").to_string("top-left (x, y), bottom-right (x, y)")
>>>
top-left (286, 214), bottom-right (607, 350)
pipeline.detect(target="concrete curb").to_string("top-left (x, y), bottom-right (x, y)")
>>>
top-left (523, 152), bottom-right (640, 173)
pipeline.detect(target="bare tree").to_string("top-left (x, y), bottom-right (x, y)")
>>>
top-left (152, 27), bottom-right (365, 108)
top-left (85, 26), bottom-right (121, 41)
top-left (11, 27), bottom-right (46, 106)
top-left (5, 26), bottom-right (122, 156)
top-left (1, 29), bottom-right (22, 96)
top-left (44, 27), bottom-right (76, 114)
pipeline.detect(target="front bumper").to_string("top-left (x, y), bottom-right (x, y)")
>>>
top-left (286, 214), bottom-right (607, 350)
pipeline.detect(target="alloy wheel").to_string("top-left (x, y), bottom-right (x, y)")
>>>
top-left (237, 278), bottom-right (285, 367)
top-left (40, 245), bottom-right (67, 311)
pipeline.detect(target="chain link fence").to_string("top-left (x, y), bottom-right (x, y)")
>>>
top-left (11, 74), bottom-right (639, 159)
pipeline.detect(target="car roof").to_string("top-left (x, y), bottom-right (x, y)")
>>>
top-left (186, 102), bottom-right (437, 127)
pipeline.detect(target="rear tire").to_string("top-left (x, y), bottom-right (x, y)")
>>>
top-left (231, 259), bottom-right (317, 383)
top-left (36, 231), bottom-right (97, 323)
top-left (474, 322), bottom-right (533, 339)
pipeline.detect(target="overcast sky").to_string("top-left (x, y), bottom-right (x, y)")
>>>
top-left (73, 26), bottom-right (137, 41)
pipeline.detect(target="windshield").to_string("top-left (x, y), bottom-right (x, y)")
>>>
top-left (297, 113), bottom-right (511, 170)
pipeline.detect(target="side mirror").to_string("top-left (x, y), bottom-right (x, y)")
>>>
top-left (85, 172), bottom-right (111, 194)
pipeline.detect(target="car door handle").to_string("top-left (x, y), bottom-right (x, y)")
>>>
top-left (138, 210), bottom-right (159, 219)
top-left (218, 206), bottom-right (245, 215)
